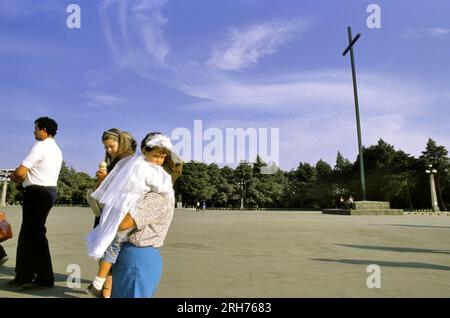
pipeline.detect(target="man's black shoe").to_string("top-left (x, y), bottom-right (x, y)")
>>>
top-left (17, 282), bottom-right (53, 291)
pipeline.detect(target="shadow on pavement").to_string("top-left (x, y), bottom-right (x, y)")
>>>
top-left (335, 243), bottom-right (450, 255)
top-left (0, 265), bottom-right (92, 298)
top-left (372, 224), bottom-right (450, 229)
top-left (311, 258), bottom-right (450, 271)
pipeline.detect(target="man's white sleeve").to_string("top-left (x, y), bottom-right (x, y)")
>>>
top-left (21, 143), bottom-right (43, 168)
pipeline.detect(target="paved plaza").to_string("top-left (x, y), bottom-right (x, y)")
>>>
top-left (0, 206), bottom-right (449, 298)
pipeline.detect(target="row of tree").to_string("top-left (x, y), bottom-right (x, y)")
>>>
top-left (5, 138), bottom-right (450, 210)
top-left (6, 163), bottom-right (95, 205)
top-left (175, 138), bottom-right (450, 210)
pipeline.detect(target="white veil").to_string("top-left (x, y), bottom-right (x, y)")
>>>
top-left (85, 153), bottom-right (154, 260)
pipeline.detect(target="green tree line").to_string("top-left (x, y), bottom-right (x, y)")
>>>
top-left (176, 138), bottom-right (450, 210)
top-left (7, 162), bottom-right (95, 205)
top-left (6, 138), bottom-right (450, 210)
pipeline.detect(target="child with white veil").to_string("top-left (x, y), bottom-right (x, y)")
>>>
top-left (85, 132), bottom-right (182, 297)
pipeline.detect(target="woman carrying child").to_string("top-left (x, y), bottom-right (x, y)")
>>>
top-left (85, 132), bottom-right (183, 298)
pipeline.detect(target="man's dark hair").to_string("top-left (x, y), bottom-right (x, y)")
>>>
top-left (35, 117), bottom-right (58, 136)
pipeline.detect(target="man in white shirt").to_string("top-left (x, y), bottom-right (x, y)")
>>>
top-left (8, 117), bottom-right (63, 290)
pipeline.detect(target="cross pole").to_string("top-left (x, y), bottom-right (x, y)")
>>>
top-left (342, 26), bottom-right (367, 201)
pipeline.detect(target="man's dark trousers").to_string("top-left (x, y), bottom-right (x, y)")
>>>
top-left (14, 185), bottom-right (57, 286)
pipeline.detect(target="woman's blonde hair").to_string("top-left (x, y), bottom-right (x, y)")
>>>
top-left (102, 128), bottom-right (137, 167)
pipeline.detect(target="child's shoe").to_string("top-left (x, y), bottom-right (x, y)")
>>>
top-left (86, 283), bottom-right (103, 297)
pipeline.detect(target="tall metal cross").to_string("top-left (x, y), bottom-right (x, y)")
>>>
top-left (342, 26), bottom-right (367, 201)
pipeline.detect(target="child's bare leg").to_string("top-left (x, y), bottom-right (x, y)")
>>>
top-left (88, 261), bottom-right (112, 297)
top-left (88, 261), bottom-right (111, 296)
top-left (118, 213), bottom-right (136, 231)
top-left (87, 214), bottom-right (135, 296)
top-left (97, 260), bottom-right (113, 278)
top-left (102, 275), bottom-right (112, 298)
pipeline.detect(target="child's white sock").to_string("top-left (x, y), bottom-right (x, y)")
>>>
top-left (116, 227), bottom-right (135, 242)
top-left (92, 276), bottom-right (106, 290)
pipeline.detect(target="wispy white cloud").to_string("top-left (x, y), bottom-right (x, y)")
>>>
top-left (206, 18), bottom-right (310, 71)
top-left (280, 114), bottom-right (449, 169)
top-left (180, 70), bottom-right (433, 119)
top-left (427, 27), bottom-right (450, 36)
top-left (94, 1), bottom-right (449, 171)
top-left (43, 81), bottom-right (65, 91)
top-left (100, 0), bottom-right (170, 70)
top-left (203, 109), bottom-right (450, 171)
top-left (177, 70), bottom-right (445, 169)
top-left (402, 27), bottom-right (450, 39)
top-left (83, 91), bottom-right (123, 108)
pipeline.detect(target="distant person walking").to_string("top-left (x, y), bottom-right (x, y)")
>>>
top-left (345, 196), bottom-right (354, 209)
top-left (8, 117), bottom-right (63, 290)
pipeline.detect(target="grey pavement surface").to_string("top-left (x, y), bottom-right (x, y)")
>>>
top-left (1, 206), bottom-right (450, 298)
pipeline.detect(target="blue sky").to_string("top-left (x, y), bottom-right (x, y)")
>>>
top-left (1, 0), bottom-right (449, 175)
